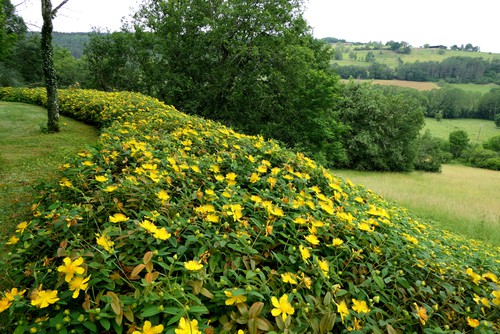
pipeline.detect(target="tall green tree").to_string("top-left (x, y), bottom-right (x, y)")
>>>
top-left (41, 0), bottom-right (69, 132)
top-left (334, 81), bottom-right (424, 171)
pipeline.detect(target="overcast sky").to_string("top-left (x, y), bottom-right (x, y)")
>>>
top-left (14, 0), bottom-right (500, 53)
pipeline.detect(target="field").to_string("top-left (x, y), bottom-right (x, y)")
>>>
top-left (332, 45), bottom-right (500, 68)
top-left (423, 117), bottom-right (499, 144)
top-left (0, 102), bottom-right (99, 236)
top-left (333, 164), bottom-right (500, 247)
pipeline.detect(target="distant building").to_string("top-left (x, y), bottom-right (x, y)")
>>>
top-left (428, 45), bottom-right (448, 50)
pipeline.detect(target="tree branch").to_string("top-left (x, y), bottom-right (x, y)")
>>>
top-left (52, 0), bottom-right (70, 15)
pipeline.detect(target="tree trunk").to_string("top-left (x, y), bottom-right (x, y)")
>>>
top-left (41, 0), bottom-right (59, 133)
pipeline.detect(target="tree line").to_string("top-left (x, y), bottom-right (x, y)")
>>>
top-left (334, 57), bottom-right (500, 84)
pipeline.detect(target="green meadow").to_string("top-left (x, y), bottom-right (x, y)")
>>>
top-left (423, 117), bottom-right (499, 144)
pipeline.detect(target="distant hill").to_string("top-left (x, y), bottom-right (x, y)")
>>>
top-left (323, 38), bottom-right (500, 84)
top-left (28, 32), bottom-right (90, 58)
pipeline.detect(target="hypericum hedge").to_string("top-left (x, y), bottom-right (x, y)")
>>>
top-left (0, 87), bottom-right (499, 334)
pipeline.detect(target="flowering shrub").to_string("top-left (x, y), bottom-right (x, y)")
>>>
top-left (0, 87), bottom-right (499, 333)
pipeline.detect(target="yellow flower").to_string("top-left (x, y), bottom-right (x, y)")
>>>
top-left (109, 213), bottom-right (129, 223)
top-left (95, 175), bottom-right (108, 183)
top-left (336, 300), bottom-right (349, 324)
top-left (281, 272), bottom-right (298, 285)
top-left (57, 257), bottom-right (85, 282)
top-left (68, 275), bottom-right (91, 298)
top-left (358, 222), bottom-right (373, 232)
top-left (271, 294), bottom-right (295, 321)
top-left (157, 190), bottom-right (170, 201)
top-left (299, 245), bottom-right (311, 261)
top-left (492, 290), bottom-right (500, 306)
top-left (331, 238), bottom-right (343, 246)
top-left (0, 297), bottom-right (11, 312)
top-left (133, 320), bottom-right (164, 334)
top-left (351, 299), bottom-right (370, 314)
top-left (6, 235), bottom-right (19, 245)
top-left (318, 259), bottom-right (329, 276)
top-left (5, 288), bottom-right (26, 301)
top-left (31, 289), bottom-right (59, 308)
top-left (206, 214), bottom-right (219, 223)
top-left (413, 303), bottom-right (428, 325)
top-left (153, 227), bottom-right (171, 241)
top-left (15, 221), bottom-right (29, 234)
top-left (175, 317), bottom-right (201, 334)
top-left (293, 217), bottom-right (307, 225)
top-left (257, 165), bottom-right (267, 173)
top-left (267, 177), bottom-right (277, 188)
top-left (140, 220), bottom-right (158, 233)
top-left (305, 234), bottom-right (320, 246)
top-left (184, 260), bottom-right (203, 271)
top-left (225, 172), bottom-right (237, 186)
top-left (224, 289), bottom-right (247, 305)
top-left (467, 317), bottom-right (480, 328)
top-left (104, 185), bottom-right (118, 192)
top-left (319, 201), bottom-right (334, 215)
top-left (59, 178), bottom-right (72, 188)
top-left (96, 233), bottom-right (114, 252)
top-left (301, 273), bottom-right (312, 289)
top-left (482, 272), bottom-right (498, 283)
top-left (249, 173), bottom-right (260, 183)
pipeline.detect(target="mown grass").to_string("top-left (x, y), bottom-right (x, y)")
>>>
top-left (424, 117), bottom-right (499, 144)
top-left (333, 164), bottom-right (500, 247)
top-left (0, 102), bottom-right (99, 236)
top-left (445, 82), bottom-right (499, 94)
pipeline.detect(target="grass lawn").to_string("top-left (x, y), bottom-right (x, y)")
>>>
top-left (333, 164), bottom-right (500, 247)
top-left (0, 102), bottom-right (99, 236)
top-left (423, 117), bottom-right (499, 144)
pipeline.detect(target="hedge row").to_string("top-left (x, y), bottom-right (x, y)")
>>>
top-left (0, 87), bottom-right (499, 333)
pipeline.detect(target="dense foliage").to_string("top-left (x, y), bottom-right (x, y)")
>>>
top-left (333, 82), bottom-right (424, 171)
top-left (1, 87), bottom-right (499, 333)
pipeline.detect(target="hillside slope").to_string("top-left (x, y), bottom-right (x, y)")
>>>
top-left (0, 88), bottom-right (498, 333)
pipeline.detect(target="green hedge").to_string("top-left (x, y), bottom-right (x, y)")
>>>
top-left (0, 88), bottom-right (499, 333)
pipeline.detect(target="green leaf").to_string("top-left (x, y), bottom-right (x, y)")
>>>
top-left (100, 318), bottom-right (111, 331)
top-left (140, 305), bottom-right (161, 317)
top-left (189, 305), bottom-right (209, 314)
top-left (83, 321), bottom-right (97, 332)
top-left (373, 275), bottom-right (385, 289)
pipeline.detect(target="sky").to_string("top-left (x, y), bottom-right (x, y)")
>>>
top-left (13, 0), bottom-right (500, 53)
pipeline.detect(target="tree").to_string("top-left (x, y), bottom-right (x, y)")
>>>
top-left (334, 81), bottom-right (424, 171)
top-left (0, 0), bottom-right (27, 86)
top-left (448, 129), bottom-right (470, 158)
top-left (41, 0), bottom-right (69, 133)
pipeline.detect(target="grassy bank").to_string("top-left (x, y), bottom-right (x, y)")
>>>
top-left (0, 102), bottom-right (99, 236)
top-left (333, 164), bottom-right (500, 246)
top-left (423, 117), bottom-right (499, 144)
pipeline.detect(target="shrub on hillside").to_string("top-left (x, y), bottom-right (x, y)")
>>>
top-left (0, 88), bottom-right (499, 333)
top-left (483, 135), bottom-right (500, 152)
top-left (413, 130), bottom-right (445, 172)
top-left (333, 81), bottom-right (424, 171)
top-left (448, 129), bottom-right (470, 158)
